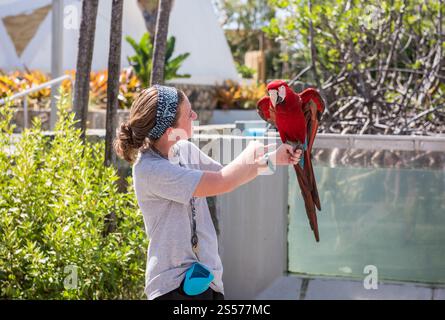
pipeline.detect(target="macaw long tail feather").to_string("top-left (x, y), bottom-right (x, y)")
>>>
top-left (295, 168), bottom-right (315, 232)
top-left (294, 163), bottom-right (320, 242)
top-left (307, 151), bottom-right (321, 211)
top-left (302, 96), bottom-right (323, 212)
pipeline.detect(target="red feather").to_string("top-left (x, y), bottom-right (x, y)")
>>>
top-left (257, 82), bottom-right (325, 242)
top-left (256, 96), bottom-right (276, 125)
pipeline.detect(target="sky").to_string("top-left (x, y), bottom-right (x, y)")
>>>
top-left (211, 0), bottom-right (289, 30)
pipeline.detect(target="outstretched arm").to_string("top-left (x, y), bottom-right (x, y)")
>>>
top-left (193, 141), bottom-right (301, 197)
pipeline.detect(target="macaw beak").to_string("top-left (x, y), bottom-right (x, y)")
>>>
top-left (269, 90), bottom-right (278, 107)
top-left (271, 94), bottom-right (285, 107)
top-left (269, 88), bottom-right (285, 107)
top-left (270, 96), bottom-right (277, 107)
top-left (277, 85), bottom-right (286, 104)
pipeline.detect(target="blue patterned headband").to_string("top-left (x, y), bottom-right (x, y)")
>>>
top-left (148, 85), bottom-right (179, 140)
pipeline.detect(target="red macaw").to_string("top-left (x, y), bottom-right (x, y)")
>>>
top-left (257, 80), bottom-right (325, 242)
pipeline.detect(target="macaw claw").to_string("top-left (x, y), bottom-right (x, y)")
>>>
top-left (286, 140), bottom-right (304, 153)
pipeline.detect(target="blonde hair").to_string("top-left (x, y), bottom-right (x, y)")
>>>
top-left (113, 86), bottom-right (185, 164)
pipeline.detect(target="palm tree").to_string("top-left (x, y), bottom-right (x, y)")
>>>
top-left (137, 0), bottom-right (159, 39)
top-left (150, 0), bottom-right (173, 85)
top-left (105, 0), bottom-right (124, 168)
top-left (72, 0), bottom-right (99, 140)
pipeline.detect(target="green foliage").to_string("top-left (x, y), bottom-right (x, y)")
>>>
top-left (214, 0), bottom-right (276, 30)
top-left (126, 33), bottom-right (152, 87)
top-left (263, 0), bottom-right (445, 135)
top-left (214, 0), bottom-right (282, 78)
top-left (264, 0), bottom-right (443, 82)
top-left (126, 32), bottom-right (191, 86)
top-left (164, 37), bottom-right (191, 81)
top-left (235, 62), bottom-right (256, 78)
top-left (0, 96), bottom-right (148, 299)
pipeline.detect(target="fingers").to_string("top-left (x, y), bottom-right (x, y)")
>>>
top-left (285, 145), bottom-right (302, 156)
top-left (259, 143), bottom-right (303, 166)
top-left (288, 148), bottom-right (302, 165)
top-left (289, 154), bottom-right (300, 165)
top-left (283, 143), bottom-right (301, 153)
top-left (283, 143), bottom-right (294, 152)
top-left (274, 143), bottom-right (301, 165)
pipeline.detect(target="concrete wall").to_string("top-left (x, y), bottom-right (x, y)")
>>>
top-left (196, 136), bottom-right (289, 299)
top-left (217, 166), bottom-right (289, 299)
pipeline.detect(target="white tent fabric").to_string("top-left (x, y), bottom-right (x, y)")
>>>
top-left (0, 0), bottom-right (240, 85)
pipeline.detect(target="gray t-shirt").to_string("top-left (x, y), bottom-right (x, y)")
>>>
top-left (133, 140), bottom-right (224, 300)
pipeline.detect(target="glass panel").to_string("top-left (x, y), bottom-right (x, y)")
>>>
top-left (288, 148), bottom-right (445, 284)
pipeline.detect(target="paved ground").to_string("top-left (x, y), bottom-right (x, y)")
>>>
top-left (255, 275), bottom-right (445, 300)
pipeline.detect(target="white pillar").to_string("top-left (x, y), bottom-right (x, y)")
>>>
top-left (50, 0), bottom-right (64, 130)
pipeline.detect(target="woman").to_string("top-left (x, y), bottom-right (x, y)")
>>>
top-left (114, 85), bottom-right (301, 300)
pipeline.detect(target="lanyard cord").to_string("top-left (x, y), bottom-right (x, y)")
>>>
top-left (189, 194), bottom-right (199, 257)
top-left (150, 145), bottom-right (199, 259)
top-left (178, 161), bottom-right (200, 259)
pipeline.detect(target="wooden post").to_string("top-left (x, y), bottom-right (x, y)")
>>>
top-left (150, 0), bottom-right (173, 86)
top-left (105, 0), bottom-right (124, 168)
top-left (73, 0), bottom-right (99, 141)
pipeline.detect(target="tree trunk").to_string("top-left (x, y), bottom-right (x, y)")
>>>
top-left (150, 0), bottom-right (173, 86)
top-left (73, 0), bottom-right (99, 141)
top-left (137, 0), bottom-right (159, 39)
top-left (308, 0), bottom-right (320, 88)
top-left (105, 0), bottom-right (124, 168)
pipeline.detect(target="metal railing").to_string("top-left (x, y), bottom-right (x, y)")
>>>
top-left (195, 123), bottom-right (445, 153)
top-left (0, 74), bottom-right (71, 130)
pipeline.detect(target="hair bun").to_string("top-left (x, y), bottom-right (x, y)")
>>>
top-left (121, 122), bottom-right (134, 145)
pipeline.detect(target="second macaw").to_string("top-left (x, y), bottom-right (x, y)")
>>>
top-left (257, 80), bottom-right (325, 242)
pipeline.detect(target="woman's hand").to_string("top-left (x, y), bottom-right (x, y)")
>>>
top-left (246, 140), bottom-right (302, 166)
top-left (268, 143), bottom-right (302, 166)
top-left (247, 141), bottom-right (302, 167)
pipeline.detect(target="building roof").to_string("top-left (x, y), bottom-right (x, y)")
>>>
top-left (0, 0), bottom-right (240, 85)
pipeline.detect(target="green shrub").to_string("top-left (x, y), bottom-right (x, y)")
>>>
top-left (0, 96), bottom-right (148, 299)
top-left (235, 62), bottom-right (256, 79)
top-left (126, 32), bottom-right (191, 86)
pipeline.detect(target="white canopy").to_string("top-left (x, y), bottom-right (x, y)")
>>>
top-left (0, 0), bottom-right (240, 85)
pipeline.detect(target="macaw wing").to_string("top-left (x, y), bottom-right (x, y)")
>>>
top-left (299, 88), bottom-right (325, 214)
top-left (256, 96), bottom-right (276, 126)
top-left (299, 88), bottom-right (325, 154)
